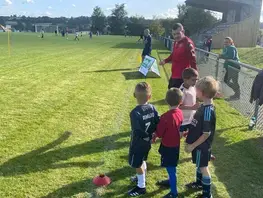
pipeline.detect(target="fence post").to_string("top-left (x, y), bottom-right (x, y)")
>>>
top-left (215, 58), bottom-right (220, 80)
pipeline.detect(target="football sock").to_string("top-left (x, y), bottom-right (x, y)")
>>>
top-left (137, 173), bottom-right (146, 188)
top-left (196, 168), bottom-right (202, 185)
top-left (142, 161), bottom-right (147, 173)
top-left (202, 176), bottom-right (211, 198)
top-left (166, 167), bottom-right (177, 195)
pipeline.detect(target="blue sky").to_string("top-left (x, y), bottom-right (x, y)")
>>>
top-left (0, 0), bottom-right (263, 21)
top-left (0, 0), bottom-right (187, 18)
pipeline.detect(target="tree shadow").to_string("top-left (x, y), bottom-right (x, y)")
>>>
top-left (82, 68), bottom-right (135, 73)
top-left (0, 131), bottom-right (130, 177)
top-left (111, 42), bottom-right (159, 50)
top-left (212, 126), bottom-right (263, 198)
top-left (122, 71), bottom-right (160, 80)
top-left (43, 162), bottom-right (163, 198)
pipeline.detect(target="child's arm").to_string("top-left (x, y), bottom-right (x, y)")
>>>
top-left (179, 102), bottom-right (200, 110)
top-left (186, 106), bottom-right (214, 152)
top-left (186, 133), bottom-right (210, 152)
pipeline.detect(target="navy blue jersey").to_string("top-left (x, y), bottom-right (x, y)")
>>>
top-left (186, 104), bottom-right (216, 150)
top-left (144, 35), bottom-right (152, 50)
top-left (130, 104), bottom-right (159, 145)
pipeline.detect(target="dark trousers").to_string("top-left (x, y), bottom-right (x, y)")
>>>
top-left (224, 67), bottom-right (240, 95)
top-left (168, 78), bottom-right (184, 89)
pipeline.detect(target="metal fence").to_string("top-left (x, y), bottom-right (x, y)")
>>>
top-left (158, 36), bottom-right (263, 130)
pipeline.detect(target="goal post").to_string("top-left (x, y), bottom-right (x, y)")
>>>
top-left (34, 23), bottom-right (59, 33)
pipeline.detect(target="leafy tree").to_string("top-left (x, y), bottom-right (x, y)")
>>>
top-left (126, 16), bottom-right (146, 36)
top-left (91, 6), bottom-right (106, 32)
top-left (109, 4), bottom-right (128, 35)
top-left (177, 4), bottom-right (218, 36)
top-left (149, 20), bottom-right (165, 36)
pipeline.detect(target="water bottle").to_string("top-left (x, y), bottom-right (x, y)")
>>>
top-left (248, 116), bottom-right (256, 130)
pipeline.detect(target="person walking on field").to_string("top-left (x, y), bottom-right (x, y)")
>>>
top-left (218, 37), bottom-right (240, 100)
top-left (160, 23), bottom-right (197, 89)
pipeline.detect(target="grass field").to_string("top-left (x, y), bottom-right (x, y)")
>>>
top-left (213, 47), bottom-right (263, 69)
top-left (0, 33), bottom-right (263, 198)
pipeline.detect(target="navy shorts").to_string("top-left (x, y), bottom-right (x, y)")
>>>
top-left (192, 148), bottom-right (211, 167)
top-left (142, 48), bottom-right (152, 56)
top-left (129, 142), bottom-right (151, 168)
top-left (180, 124), bottom-right (191, 132)
top-left (159, 144), bottom-right (180, 167)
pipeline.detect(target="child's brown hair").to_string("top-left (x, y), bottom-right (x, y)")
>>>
top-left (196, 76), bottom-right (219, 98)
top-left (134, 82), bottom-right (152, 103)
top-left (166, 88), bottom-right (183, 107)
top-left (182, 68), bottom-right (198, 79)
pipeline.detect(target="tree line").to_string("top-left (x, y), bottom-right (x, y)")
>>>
top-left (0, 3), bottom-right (218, 37)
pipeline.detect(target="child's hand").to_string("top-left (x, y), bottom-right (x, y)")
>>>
top-left (183, 131), bottom-right (189, 138)
top-left (151, 133), bottom-right (157, 143)
top-left (185, 144), bottom-right (195, 153)
top-left (193, 102), bottom-right (200, 110)
top-left (159, 60), bottom-right (165, 66)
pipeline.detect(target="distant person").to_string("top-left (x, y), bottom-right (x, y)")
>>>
top-left (185, 76), bottom-right (219, 198)
top-left (142, 29), bottom-right (152, 61)
top-left (218, 37), bottom-right (240, 100)
top-left (61, 29), bottom-right (65, 37)
top-left (74, 32), bottom-right (79, 41)
top-left (89, 31), bottom-right (93, 39)
top-left (160, 23), bottom-right (197, 89)
top-left (80, 31), bottom-right (83, 37)
top-left (55, 30), bottom-right (58, 36)
top-left (41, 29), bottom-right (44, 38)
top-left (152, 88), bottom-right (183, 198)
top-left (206, 36), bottom-right (212, 53)
top-left (128, 82), bottom-right (159, 197)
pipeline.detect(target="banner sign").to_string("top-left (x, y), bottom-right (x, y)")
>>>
top-left (139, 55), bottom-right (160, 77)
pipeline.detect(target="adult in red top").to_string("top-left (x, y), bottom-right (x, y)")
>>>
top-left (160, 23), bottom-right (197, 89)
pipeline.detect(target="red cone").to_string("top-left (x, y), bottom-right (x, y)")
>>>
top-left (93, 174), bottom-right (111, 186)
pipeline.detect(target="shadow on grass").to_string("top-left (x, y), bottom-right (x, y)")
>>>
top-left (122, 71), bottom-right (160, 80)
top-left (82, 68), bottom-right (135, 73)
top-left (111, 42), bottom-right (160, 50)
top-left (42, 163), bottom-right (163, 198)
top-left (151, 99), bottom-right (167, 106)
top-left (212, 126), bottom-right (263, 198)
top-left (0, 131), bottom-right (130, 177)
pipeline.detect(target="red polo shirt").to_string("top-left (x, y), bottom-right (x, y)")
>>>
top-left (164, 37), bottom-right (197, 79)
top-left (156, 108), bottom-right (183, 147)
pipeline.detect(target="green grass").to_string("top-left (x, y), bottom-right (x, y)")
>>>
top-left (213, 47), bottom-right (263, 68)
top-left (0, 33), bottom-right (262, 198)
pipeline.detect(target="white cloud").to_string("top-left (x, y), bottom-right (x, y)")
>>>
top-left (48, 6), bottom-right (52, 9)
top-left (106, 7), bottom-right (114, 11)
top-left (45, 11), bottom-right (52, 16)
top-left (72, 4), bottom-right (76, 7)
top-left (156, 7), bottom-right (178, 19)
top-left (5, 0), bottom-right (12, 5)
top-left (22, 0), bottom-right (34, 4)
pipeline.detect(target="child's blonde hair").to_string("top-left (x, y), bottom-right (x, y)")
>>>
top-left (134, 82), bottom-right (151, 102)
top-left (196, 76), bottom-right (219, 99)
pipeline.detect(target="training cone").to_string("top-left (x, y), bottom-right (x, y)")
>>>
top-left (93, 174), bottom-right (111, 187)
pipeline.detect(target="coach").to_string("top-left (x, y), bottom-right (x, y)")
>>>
top-left (160, 23), bottom-right (197, 89)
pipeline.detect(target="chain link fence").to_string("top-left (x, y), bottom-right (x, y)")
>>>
top-left (158, 36), bottom-right (263, 130)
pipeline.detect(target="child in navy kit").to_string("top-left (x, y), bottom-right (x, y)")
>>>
top-left (128, 82), bottom-right (159, 197)
top-left (185, 76), bottom-right (219, 198)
